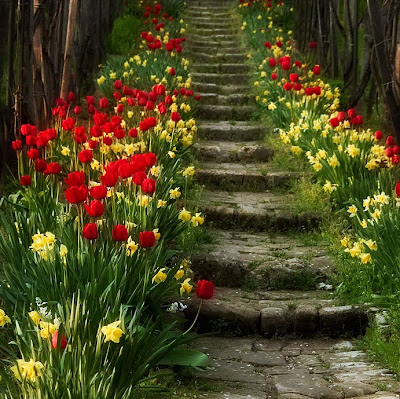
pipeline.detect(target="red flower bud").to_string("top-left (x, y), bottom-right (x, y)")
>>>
top-left (329, 117), bottom-right (340, 128)
top-left (62, 117), bottom-right (75, 131)
top-left (46, 162), bottom-right (62, 175)
top-left (27, 149), bottom-right (40, 160)
top-left (65, 171), bottom-right (85, 187)
top-left (52, 330), bottom-right (67, 350)
top-left (78, 149), bottom-right (93, 164)
top-left (142, 178), bottom-right (156, 194)
top-left (66, 185), bottom-right (88, 204)
top-left (90, 185), bottom-right (107, 199)
top-left (82, 223), bottom-right (98, 240)
top-left (112, 224), bottom-right (129, 241)
top-left (99, 97), bottom-right (110, 109)
top-left (114, 80), bottom-right (123, 90)
top-left (139, 231), bottom-right (156, 247)
top-left (375, 131), bottom-right (383, 140)
top-left (84, 200), bottom-right (104, 217)
top-left (196, 279), bottom-right (214, 299)
top-left (386, 136), bottom-right (395, 146)
top-left (74, 106), bottom-right (82, 115)
top-left (20, 175), bottom-right (32, 186)
top-left (101, 172), bottom-right (118, 187)
top-left (12, 140), bottom-right (23, 151)
top-left (35, 158), bottom-right (47, 172)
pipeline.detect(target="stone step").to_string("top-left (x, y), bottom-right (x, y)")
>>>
top-left (193, 63), bottom-right (250, 74)
top-left (197, 121), bottom-right (265, 141)
top-left (184, 287), bottom-right (370, 337)
top-left (196, 104), bottom-right (255, 120)
top-left (191, 72), bottom-right (249, 85)
top-left (194, 140), bottom-right (273, 162)
top-left (188, 45), bottom-right (244, 55)
top-left (190, 20), bottom-right (235, 28)
top-left (197, 93), bottom-right (253, 106)
top-left (198, 189), bottom-right (320, 230)
top-left (186, 33), bottom-right (237, 41)
top-left (191, 82), bottom-right (249, 94)
top-left (190, 229), bottom-right (334, 289)
top-left (190, 28), bottom-right (239, 36)
top-left (187, 13), bottom-right (231, 20)
top-left (197, 163), bottom-right (301, 191)
top-left (189, 336), bottom-right (400, 399)
top-left (188, 40), bottom-right (237, 48)
top-left (194, 52), bottom-right (247, 63)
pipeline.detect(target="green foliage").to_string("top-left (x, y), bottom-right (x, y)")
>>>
top-left (107, 15), bottom-right (142, 55)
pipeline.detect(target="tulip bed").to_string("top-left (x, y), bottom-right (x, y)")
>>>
top-left (238, 0), bottom-right (400, 372)
top-left (0, 1), bottom-right (212, 398)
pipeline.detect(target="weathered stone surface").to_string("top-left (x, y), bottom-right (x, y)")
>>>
top-left (320, 306), bottom-right (369, 337)
top-left (197, 121), bottom-right (266, 141)
top-left (294, 305), bottom-right (319, 337)
top-left (260, 307), bottom-right (288, 336)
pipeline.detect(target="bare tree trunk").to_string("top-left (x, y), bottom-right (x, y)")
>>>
top-left (60, 0), bottom-right (78, 99)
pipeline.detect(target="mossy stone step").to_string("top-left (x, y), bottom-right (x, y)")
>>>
top-left (196, 164), bottom-right (301, 191)
top-left (197, 121), bottom-right (265, 141)
top-left (190, 229), bottom-right (334, 289)
top-left (197, 93), bottom-right (253, 106)
top-left (191, 82), bottom-right (249, 94)
top-left (198, 189), bottom-right (320, 231)
top-left (184, 287), bottom-right (370, 337)
top-left (196, 104), bottom-right (255, 120)
top-left (193, 140), bottom-right (273, 162)
top-left (194, 52), bottom-right (247, 63)
top-left (193, 63), bottom-right (250, 74)
top-left (191, 72), bottom-right (248, 84)
top-left (192, 28), bottom-right (239, 36)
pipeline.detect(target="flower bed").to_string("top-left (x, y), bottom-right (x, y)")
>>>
top-left (238, 0), bottom-right (400, 303)
top-left (0, 1), bottom-right (211, 397)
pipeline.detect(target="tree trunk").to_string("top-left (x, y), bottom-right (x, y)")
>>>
top-left (60, 0), bottom-right (78, 99)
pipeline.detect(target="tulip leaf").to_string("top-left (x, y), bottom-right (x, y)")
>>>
top-left (157, 349), bottom-right (208, 368)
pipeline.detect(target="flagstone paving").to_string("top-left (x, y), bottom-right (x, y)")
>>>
top-left (184, 0), bottom-right (400, 397)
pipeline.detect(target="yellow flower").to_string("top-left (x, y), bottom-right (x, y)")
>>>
top-left (191, 213), bottom-right (204, 227)
top-left (109, 72), bottom-right (117, 80)
top-left (175, 269), bottom-right (185, 280)
top-left (180, 278), bottom-right (193, 295)
top-left (61, 146), bottom-right (70, 156)
top-left (126, 237), bottom-right (138, 256)
top-left (140, 195), bottom-right (149, 207)
top-left (312, 162), bottom-right (322, 172)
top-left (11, 359), bottom-right (44, 382)
top-left (39, 321), bottom-right (56, 339)
top-left (97, 76), bottom-right (106, 85)
top-left (365, 239), bottom-right (378, 251)
top-left (29, 311), bottom-right (41, 325)
top-left (183, 166), bottom-right (195, 177)
top-left (59, 244), bottom-right (68, 258)
top-left (360, 253), bottom-right (372, 264)
top-left (168, 151), bottom-right (175, 158)
top-left (340, 236), bottom-right (350, 248)
top-left (291, 146), bottom-right (302, 155)
top-left (153, 228), bottom-right (161, 240)
top-left (0, 309), bottom-right (11, 327)
top-left (170, 187), bottom-right (181, 199)
top-left (328, 154), bottom-right (340, 167)
top-left (157, 200), bottom-right (167, 208)
top-left (347, 205), bottom-right (357, 217)
top-left (360, 219), bottom-right (368, 228)
top-left (101, 320), bottom-right (124, 343)
top-left (152, 268), bottom-right (167, 284)
top-left (151, 166), bottom-right (160, 176)
top-left (179, 208), bottom-right (191, 222)
top-left (346, 144), bottom-right (360, 158)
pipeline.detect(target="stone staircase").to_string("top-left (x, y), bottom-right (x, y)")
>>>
top-left (182, 1), bottom-right (400, 398)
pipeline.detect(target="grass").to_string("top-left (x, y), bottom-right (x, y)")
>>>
top-left (107, 14), bottom-right (142, 55)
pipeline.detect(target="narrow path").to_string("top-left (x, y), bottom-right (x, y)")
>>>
top-left (184, 0), bottom-right (400, 398)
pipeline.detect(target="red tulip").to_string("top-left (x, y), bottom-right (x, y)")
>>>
top-left (142, 178), bottom-right (156, 194)
top-left (129, 128), bottom-right (138, 138)
top-left (66, 185), bottom-right (88, 204)
top-left (65, 171), bottom-right (85, 187)
top-left (396, 182), bottom-right (400, 197)
top-left (375, 131), bottom-right (383, 140)
top-left (143, 152), bottom-right (157, 167)
top-left (112, 225), bottom-right (129, 241)
top-left (46, 162), bottom-right (62, 175)
top-left (62, 117), bottom-right (75, 131)
top-left (20, 175), bottom-right (31, 186)
top-left (52, 330), bottom-right (67, 350)
top-left (289, 73), bottom-right (298, 82)
top-left (386, 136), bottom-right (395, 146)
top-left (67, 92), bottom-right (76, 103)
top-left (139, 231), bottom-right (156, 247)
top-left (329, 117), bottom-right (340, 128)
top-left (171, 111), bottom-right (181, 122)
top-left (312, 65), bottom-right (320, 75)
top-left (84, 201), bottom-right (104, 217)
top-left (35, 158), bottom-right (47, 172)
top-left (114, 80), bottom-right (123, 90)
top-left (82, 223), bottom-right (98, 240)
top-left (27, 148), bottom-right (40, 160)
top-left (196, 280), bottom-right (214, 299)
top-left (74, 106), bottom-right (82, 115)
top-left (271, 73), bottom-right (277, 80)
top-left (347, 108), bottom-right (356, 118)
top-left (12, 140), bottom-right (22, 151)
top-left (99, 97), bottom-right (110, 109)
top-left (101, 172), bottom-right (118, 187)
top-left (78, 149), bottom-right (93, 164)
top-left (90, 185), bottom-right (108, 199)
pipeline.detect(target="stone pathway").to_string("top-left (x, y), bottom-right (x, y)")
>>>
top-left (184, 0), bottom-right (400, 397)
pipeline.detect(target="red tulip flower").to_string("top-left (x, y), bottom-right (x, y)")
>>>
top-left (396, 182), bottom-right (400, 197)
top-left (142, 178), bottom-right (156, 194)
top-left (375, 131), bottom-right (383, 140)
top-left (90, 185), bottom-right (108, 199)
top-left (84, 201), bottom-right (104, 217)
top-left (78, 150), bottom-right (93, 164)
top-left (196, 280), bottom-right (214, 299)
top-left (66, 185), bottom-right (88, 204)
top-left (82, 223), bottom-right (98, 240)
top-left (139, 231), bottom-right (156, 247)
top-left (52, 330), bottom-right (67, 350)
top-left (112, 225), bottom-right (129, 241)
top-left (20, 175), bottom-right (32, 186)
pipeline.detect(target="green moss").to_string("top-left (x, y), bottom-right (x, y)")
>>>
top-left (107, 14), bottom-right (142, 55)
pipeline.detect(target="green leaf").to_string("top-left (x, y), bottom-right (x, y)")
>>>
top-left (157, 349), bottom-right (208, 368)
